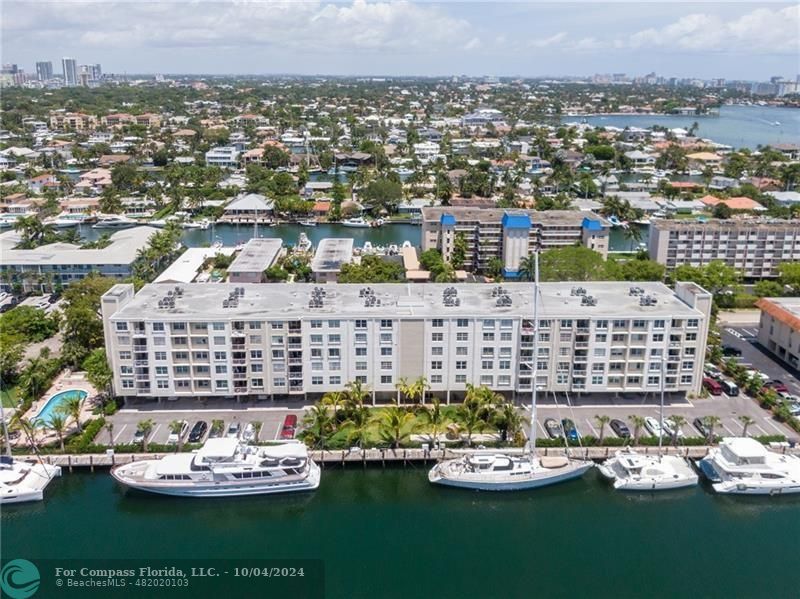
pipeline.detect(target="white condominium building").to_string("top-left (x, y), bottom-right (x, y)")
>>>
top-left (102, 281), bottom-right (711, 402)
top-left (421, 207), bottom-right (609, 277)
top-left (648, 219), bottom-right (800, 278)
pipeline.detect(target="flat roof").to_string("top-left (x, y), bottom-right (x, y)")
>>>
top-left (227, 238), bottom-right (283, 273)
top-left (154, 247), bottom-right (236, 284)
top-left (652, 218), bottom-right (799, 231)
top-left (0, 226), bottom-right (158, 267)
top-left (421, 206), bottom-right (607, 228)
top-left (108, 281), bottom-right (705, 322)
top-left (311, 238), bottom-right (354, 273)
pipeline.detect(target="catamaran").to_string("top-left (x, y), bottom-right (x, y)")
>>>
top-left (598, 360), bottom-right (698, 491)
top-left (110, 438), bottom-right (320, 498)
top-left (428, 253), bottom-right (594, 491)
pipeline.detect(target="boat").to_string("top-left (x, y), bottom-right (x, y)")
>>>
top-left (428, 253), bottom-right (593, 491)
top-left (92, 215), bottom-right (137, 229)
top-left (699, 437), bottom-right (800, 495)
top-left (341, 217), bottom-right (371, 228)
top-left (0, 403), bottom-right (62, 504)
top-left (0, 213), bottom-right (35, 228)
top-left (182, 219), bottom-right (210, 230)
top-left (110, 438), bottom-right (321, 498)
top-left (47, 213), bottom-right (91, 228)
top-left (297, 232), bottom-right (312, 253)
top-left (600, 345), bottom-right (698, 491)
top-left (298, 219), bottom-right (317, 227)
top-left (607, 215), bottom-right (623, 227)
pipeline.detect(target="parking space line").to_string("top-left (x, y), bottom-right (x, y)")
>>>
top-left (762, 418), bottom-right (786, 435)
top-left (585, 419), bottom-right (598, 436)
top-left (151, 423), bottom-right (162, 442)
top-left (752, 424), bottom-right (768, 436)
top-left (112, 424), bottom-right (128, 443)
top-left (720, 421), bottom-right (735, 436)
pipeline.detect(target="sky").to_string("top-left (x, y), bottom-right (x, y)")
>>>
top-left (2, 1), bottom-right (798, 80)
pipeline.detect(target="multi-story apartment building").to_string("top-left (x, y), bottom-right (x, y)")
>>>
top-left (649, 219), bottom-right (800, 278)
top-left (755, 297), bottom-right (800, 370)
top-left (62, 57), bottom-right (78, 86)
top-left (205, 146), bottom-right (240, 168)
top-left (49, 111), bottom-right (98, 132)
top-left (35, 61), bottom-right (53, 81)
top-left (421, 207), bottom-right (609, 276)
top-left (101, 281), bottom-right (711, 403)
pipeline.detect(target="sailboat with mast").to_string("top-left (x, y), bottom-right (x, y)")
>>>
top-left (428, 253), bottom-right (594, 491)
top-left (0, 403), bottom-right (62, 504)
top-left (598, 360), bottom-right (698, 491)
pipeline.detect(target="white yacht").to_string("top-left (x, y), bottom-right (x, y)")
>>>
top-left (110, 438), bottom-right (320, 498)
top-left (92, 215), bottom-right (137, 229)
top-left (47, 213), bottom-right (91, 228)
top-left (341, 217), bottom-right (370, 228)
top-left (296, 232), bottom-right (313, 253)
top-left (0, 456), bottom-right (62, 504)
top-left (699, 437), bottom-right (800, 495)
top-left (598, 451), bottom-right (698, 491)
top-left (429, 253), bottom-right (593, 491)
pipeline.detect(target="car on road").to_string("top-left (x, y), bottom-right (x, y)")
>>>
top-left (644, 417), bottom-right (663, 438)
top-left (764, 380), bottom-right (789, 394)
top-left (241, 422), bottom-right (257, 442)
top-left (693, 417), bottom-right (710, 438)
top-left (280, 415), bottom-right (298, 440)
top-left (544, 418), bottom-right (563, 439)
top-left (188, 421), bottom-right (208, 443)
top-left (609, 419), bottom-right (630, 439)
top-left (226, 422), bottom-right (241, 439)
top-left (721, 345), bottom-right (742, 357)
top-left (167, 420), bottom-right (188, 444)
top-left (561, 418), bottom-right (580, 442)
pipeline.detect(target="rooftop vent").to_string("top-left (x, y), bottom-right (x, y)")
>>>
top-left (443, 286), bottom-right (460, 307)
top-left (308, 286), bottom-right (327, 309)
top-left (570, 286), bottom-right (587, 297)
top-left (629, 286), bottom-right (645, 296)
top-left (581, 295), bottom-right (597, 307)
top-left (639, 295), bottom-right (658, 307)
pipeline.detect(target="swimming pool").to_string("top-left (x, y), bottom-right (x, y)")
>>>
top-left (35, 389), bottom-right (88, 423)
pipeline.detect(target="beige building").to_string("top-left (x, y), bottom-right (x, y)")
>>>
top-left (648, 219), bottom-right (800, 278)
top-left (755, 297), bottom-right (800, 370)
top-left (227, 238), bottom-right (283, 284)
top-left (421, 207), bottom-right (609, 277)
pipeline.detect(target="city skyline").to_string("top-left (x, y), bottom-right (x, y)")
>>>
top-left (2, 1), bottom-right (798, 80)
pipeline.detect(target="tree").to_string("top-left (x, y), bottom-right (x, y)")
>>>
top-left (47, 413), bottom-right (68, 452)
top-left (539, 246), bottom-right (608, 282)
top-left (374, 406), bottom-right (415, 450)
top-left (168, 420), bottom-right (185, 452)
top-left (595, 415), bottom-right (610, 444)
top-left (629, 415), bottom-right (646, 444)
top-left (82, 349), bottom-right (113, 396)
top-left (105, 421), bottom-right (115, 446)
top-left (702, 415), bottom-right (720, 444)
top-left (136, 419), bottom-right (154, 452)
top-left (420, 398), bottom-right (448, 446)
top-left (451, 232), bottom-right (467, 270)
top-left (60, 274), bottom-right (115, 367)
top-left (753, 280), bottom-right (783, 298)
top-left (59, 393), bottom-right (85, 433)
top-left (517, 254), bottom-right (537, 282)
top-left (666, 415), bottom-right (686, 446)
top-left (712, 203), bottom-right (732, 219)
top-left (494, 403), bottom-right (526, 444)
top-left (361, 177), bottom-right (403, 213)
top-left (777, 262), bottom-right (800, 295)
top-left (110, 163), bottom-right (139, 191)
top-left (338, 255), bottom-right (405, 283)
top-left (738, 415), bottom-right (755, 437)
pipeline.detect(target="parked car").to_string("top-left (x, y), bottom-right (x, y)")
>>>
top-left (226, 422), bottom-right (241, 438)
top-left (280, 415), bottom-right (298, 440)
top-left (561, 418), bottom-right (580, 442)
top-left (544, 418), bottom-right (563, 439)
top-left (188, 421), bottom-right (208, 443)
top-left (167, 420), bottom-right (188, 444)
top-left (662, 417), bottom-right (685, 438)
top-left (787, 402), bottom-right (800, 417)
top-left (644, 417), bottom-right (663, 438)
top-left (720, 380), bottom-right (739, 396)
top-left (208, 421), bottom-right (224, 439)
top-left (133, 429), bottom-right (146, 443)
top-left (704, 363), bottom-right (723, 380)
top-left (721, 345), bottom-right (742, 357)
top-left (693, 417), bottom-right (710, 438)
top-left (764, 380), bottom-right (789, 394)
top-left (241, 422), bottom-right (256, 442)
top-left (745, 369), bottom-right (769, 382)
top-left (704, 377), bottom-right (723, 396)
top-left (609, 419), bottom-right (631, 438)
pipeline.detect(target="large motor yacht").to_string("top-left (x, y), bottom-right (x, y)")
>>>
top-left (699, 437), bottom-right (800, 495)
top-left (0, 456), bottom-right (62, 504)
top-left (111, 439), bottom-right (321, 497)
top-left (598, 450), bottom-right (698, 491)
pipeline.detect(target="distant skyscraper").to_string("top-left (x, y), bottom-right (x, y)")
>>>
top-left (0, 64), bottom-right (18, 75)
top-left (62, 57), bottom-right (78, 86)
top-left (36, 61), bottom-right (53, 81)
top-left (79, 65), bottom-right (91, 87)
top-left (90, 63), bottom-right (102, 81)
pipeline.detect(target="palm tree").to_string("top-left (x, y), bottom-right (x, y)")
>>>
top-left (419, 398), bottom-right (447, 447)
top-left (105, 421), bottom-right (115, 446)
top-left (594, 415), bottom-right (611, 444)
top-left (666, 415), bottom-right (687, 446)
top-left (321, 391), bottom-right (346, 421)
top-left (623, 225), bottom-right (643, 251)
top-left (136, 419), bottom-right (154, 452)
top-left (59, 394), bottom-right (85, 432)
top-left (494, 403), bottom-right (527, 444)
top-left (517, 254), bottom-right (536, 282)
top-left (343, 405), bottom-right (371, 449)
top-left (374, 406), bottom-right (415, 450)
top-left (394, 377), bottom-right (410, 404)
top-left (168, 420), bottom-right (185, 452)
top-left (457, 402), bottom-right (488, 446)
top-left (702, 416), bottom-right (720, 444)
top-left (47, 413), bottom-right (68, 452)
top-left (738, 415), bottom-right (755, 437)
top-left (408, 376), bottom-right (429, 406)
top-left (301, 404), bottom-right (334, 449)
top-left (11, 415), bottom-right (43, 453)
top-left (345, 380), bottom-right (369, 409)
top-left (629, 415), bottom-right (646, 444)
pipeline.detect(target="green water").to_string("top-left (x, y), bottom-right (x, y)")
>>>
top-left (2, 468), bottom-right (798, 599)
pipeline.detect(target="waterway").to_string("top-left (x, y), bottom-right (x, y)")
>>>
top-left (2, 469), bottom-right (798, 598)
top-left (561, 104), bottom-right (799, 150)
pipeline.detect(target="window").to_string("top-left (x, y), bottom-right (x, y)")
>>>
top-left (355, 333), bottom-right (368, 343)
top-left (430, 375), bottom-right (442, 384)
top-left (595, 334), bottom-right (607, 343)
top-left (121, 379), bottom-right (134, 389)
top-left (456, 347), bottom-right (468, 356)
top-left (647, 376), bottom-right (660, 386)
top-left (272, 349), bottom-right (284, 359)
top-left (498, 375), bottom-right (511, 386)
top-left (120, 365), bottom-right (133, 375)
top-left (328, 334), bottom-right (341, 344)
top-left (613, 319), bottom-right (628, 328)
top-left (380, 375), bottom-right (393, 384)
top-left (596, 320), bottom-right (608, 330)
top-left (356, 361), bottom-right (367, 371)
top-left (687, 319), bottom-right (699, 329)
top-left (356, 347), bottom-right (367, 356)
top-left (456, 361), bottom-right (467, 370)
top-left (480, 375), bottom-right (493, 385)
top-left (249, 335), bottom-right (262, 344)
top-left (593, 348), bottom-right (607, 358)
top-left (457, 319), bottom-right (469, 327)
top-left (271, 322), bottom-right (284, 330)
top-left (559, 332), bottom-right (572, 342)
top-left (483, 332), bottom-right (495, 342)
top-left (381, 347), bottom-right (392, 356)
top-left (432, 333), bottom-right (444, 342)
top-left (193, 351), bottom-right (208, 360)
top-left (481, 360), bottom-right (493, 370)
top-left (592, 363), bottom-right (605, 373)
top-left (456, 332), bottom-right (468, 342)
top-left (483, 319), bottom-right (495, 329)
top-left (455, 375), bottom-right (467, 383)
top-left (175, 380), bottom-right (190, 390)
top-left (250, 350), bottom-right (262, 359)
top-left (499, 360), bottom-right (511, 370)
top-left (557, 373), bottom-right (569, 384)
top-left (355, 320), bottom-right (367, 329)
top-left (499, 347), bottom-right (512, 357)
top-left (482, 348), bottom-right (494, 358)
top-left (685, 348), bottom-right (696, 356)
top-left (215, 365), bottom-right (227, 374)
top-left (119, 351), bottom-right (132, 360)
top-left (561, 319), bottom-right (572, 328)
top-left (310, 335), bottom-right (323, 344)
top-left (500, 319), bottom-right (512, 329)
top-left (328, 348), bottom-right (340, 358)
top-left (312, 376), bottom-right (323, 385)
top-left (431, 361), bottom-right (442, 370)
top-left (381, 361), bottom-right (392, 370)
top-left (329, 376), bottom-right (341, 385)
top-left (329, 362), bottom-right (341, 371)
top-left (680, 375), bottom-right (693, 384)
top-left (380, 319), bottom-right (393, 329)
top-left (539, 333), bottom-right (550, 343)
top-left (685, 333), bottom-right (697, 342)
top-left (215, 380), bottom-right (228, 390)
top-left (172, 323), bottom-right (187, 332)
top-left (152, 322), bottom-right (164, 332)
top-left (682, 361), bottom-right (693, 370)
top-left (380, 333), bottom-right (392, 344)
top-left (431, 347), bottom-right (443, 356)
top-left (311, 362), bottom-right (323, 371)
top-left (251, 378), bottom-right (264, 388)
top-left (310, 320), bottom-right (322, 328)
top-left (271, 335), bottom-right (284, 345)
top-left (251, 364), bottom-right (263, 373)
top-left (212, 322), bottom-right (226, 331)
top-left (115, 322), bottom-right (128, 331)
top-left (432, 319), bottom-right (443, 328)
top-left (355, 376), bottom-right (367, 384)
top-left (653, 320), bottom-right (665, 329)
top-left (155, 351), bottom-right (167, 361)
top-left (328, 320), bottom-right (340, 328)
top-left (500, 332), bottom-right (512, 341)
top-left (591, 375), bottom-right (604, 385)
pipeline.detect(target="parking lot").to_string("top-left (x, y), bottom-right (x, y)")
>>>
top-left (721, 325), bottom-right (800, 396)
top-left (107, 405), bottom-right (305, 446)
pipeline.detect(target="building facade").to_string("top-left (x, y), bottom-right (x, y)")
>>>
top-left (101, 281), bottom-right (711, 402)
top-left (755, 297), bottom-right (800, 370)
top-left (649, 219), bottom-right (800, 278)
top-left (35, 61), bottom-right (53, 81)
top-left (421, 207), bottom-right (610, 277)
top-left (61, 57), bottom-right (78, 86)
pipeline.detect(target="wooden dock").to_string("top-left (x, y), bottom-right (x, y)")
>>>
top-left (23, 444), bottom-right (799, 471)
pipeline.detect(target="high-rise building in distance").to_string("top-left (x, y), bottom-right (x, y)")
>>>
top-left (90, 63), bottom-right (102, 81)
top-left (62, 57), bottom-right (78, 86)
top-left (36, 61), bottom-right (53, 81)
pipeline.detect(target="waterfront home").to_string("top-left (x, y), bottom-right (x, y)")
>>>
top-left (698, 195), bottom-right (765, 212)
top-left (26, 173), bottom-right (59, 194)
top-left (686, 151), bottom-right (723, 169)
top-left (624, 150), bottom-right (656, 166)
top-left (75, 168), bottom-right (112, 194)
top-left (220, 193), bottom-right (274, 223)
top-left (334, 152), bottom-right (372, 169)
top-left (227, 238), bottom-right (284, 283)
top-left (205, 146), bottom-right (240, 169)
top-left (311, 238), bottom-right (354, 283)
top-left (98, 154), bottom-right (132, 167)
top-left (709, 176), bottom-right (738, 190)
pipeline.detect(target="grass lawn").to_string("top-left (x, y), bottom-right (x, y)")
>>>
top-left (1, 386), bottom-right (19, 408)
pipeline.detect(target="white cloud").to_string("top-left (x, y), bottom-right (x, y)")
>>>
top-left (528, 32), bottom-right (567, 48)
top-left (626, 5), bottom-right (799, 54)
